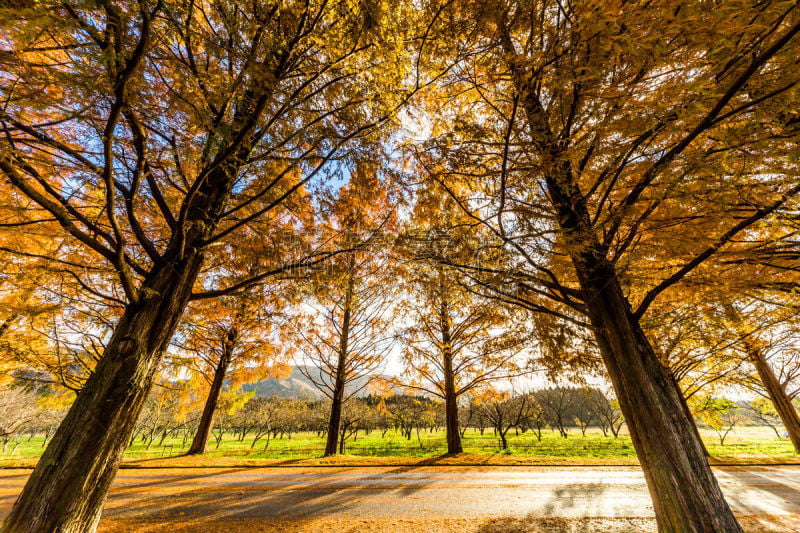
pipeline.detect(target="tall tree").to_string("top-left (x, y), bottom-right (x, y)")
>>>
top-left (396, 261), bottom-right (530, 454)
top-left (723, 301), bottom-right (800, 452)
top-left (416, 1), bottom-right (800, 530)
top-left (171, 293), bottom-right (290, 455)
top-left (0, 1), bottom-right (412, 530)
top-left (291, 165), bottom-right (398, 456)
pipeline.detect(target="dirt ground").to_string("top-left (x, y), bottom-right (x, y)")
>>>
top-left (98, 515), bottom-right (800, 533)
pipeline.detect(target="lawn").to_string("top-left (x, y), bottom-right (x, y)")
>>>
top-left (1, 425), bottom-right (795, 466)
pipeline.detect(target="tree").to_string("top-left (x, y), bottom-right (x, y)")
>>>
top-left (384, 394), bottom-right (440, 445)
top-left (0, 388), bottom-right (39, 450)
top-left (744, 397), bottom-right (784, 439)
top-left (691, 396), bottom-right (743, 446)
top-left (477, 390), bottom-right (534, 450)
top-left (0, 1), bottom-right (413, 529)
top-left (723, 301), bottom-right (800, 453)
top-left (589, 391), bottom-right (625, 438)
top-left (131, 385), bottom-right (183, 451)
top-left (172, 293), bottom-right (290, 455)
top-left (415, 2), bottom-right (800, 529)
top-left (291, 165), bottom-right (398, 456)
top-left (396, 255), bottom-right (531, 454)
top-left (336, 398), bottom-right (371, 454)
top-left (534, 387), bottom-right (577, 439)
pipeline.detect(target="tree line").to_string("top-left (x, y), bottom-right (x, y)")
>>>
top-left (2, 386), bottom-right (795, 458)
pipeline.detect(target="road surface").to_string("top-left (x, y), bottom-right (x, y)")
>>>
top-left (1, 465), bottom-right (799, 532)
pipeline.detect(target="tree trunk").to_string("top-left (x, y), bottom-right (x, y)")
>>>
top-left (324, 268), bottom-right (355, 457)
top-left (324, 384), bottom-right (344, 457)
top-left (671, 372), bottom-right (711, 458)
top-left (575, 260), bottom-right (742, 533)
top-left (2, 256), bottom-right (203, 533)
top-left (1, 128), bottom-right (251, 531)
top-left (440, 291), bottom-right (462, 454)
top-left (723, 303), bottom-right (800, 453)
top-left (187, 345), bottom-right (233, 456)
top-left (506, 65), bottom-right (742, 531)
top-left (443, 353), bottom-right (462, 454)
top-left (748, 341), bottom-right (800, 453)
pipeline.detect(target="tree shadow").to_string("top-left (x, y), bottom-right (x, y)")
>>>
top-left (716, 466), bottom-right (800, 515)
top-left (98, 461), bottom-right (447, 523)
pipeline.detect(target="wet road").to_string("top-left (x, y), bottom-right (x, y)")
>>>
top-left (1, 466), bottom-right (798, 527)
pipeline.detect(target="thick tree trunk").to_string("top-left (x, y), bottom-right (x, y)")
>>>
top-left (324, 381), bottom-right (345, 456)
top-left (506, 60), bottom-right (742, 530)
top-left (2, 257), bottom-right (203, 533)
top-left (669, 371), bottom-right (711, 458)
top-left (748, 342), bottom-right (800, 453)
top-left (443, 354), bottom-right (462, 454)
top-left (187, 345), bottom-right (232, 455)
top-left (576, 261), bottom-right (742, 533)
top-left (3, 131), bottom-right (248, 531)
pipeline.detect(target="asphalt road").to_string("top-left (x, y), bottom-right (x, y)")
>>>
top-left (1, 466), bottom-right (799, 531)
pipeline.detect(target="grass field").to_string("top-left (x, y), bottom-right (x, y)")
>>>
top-left (1, 425), bottom-right (795, 465)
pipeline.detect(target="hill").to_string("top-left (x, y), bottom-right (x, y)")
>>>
top-left (241, 366), bottom-right (326, 400)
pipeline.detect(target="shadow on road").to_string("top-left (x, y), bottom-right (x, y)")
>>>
top-left (101, 459), bottom-right (450, 522)
top-left (718, 467), bottom-right (800, 514)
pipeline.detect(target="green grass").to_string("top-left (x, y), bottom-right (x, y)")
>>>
top-left (1, 425), bottom-right (795, 463)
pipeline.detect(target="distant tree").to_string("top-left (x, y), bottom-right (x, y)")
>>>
top-left (292, 166), bottom-right (398, 457)
top-left (336, 399), bottom-right (373, 454)
top-left (384, 395), bottom-right (440, 446)
top-left (725, 302), bottom-right (800, 453)
top-left (744, 398), bottom-right (784, 439)
top-left (691, 396), bottom-right (743, 446)
top-left (588, 391), bottom-right (625, 438)
top-left (172, 291), bottom-right (290, 455)
top-left (477, 391), bottom-right (534, 450)
top-left (396, 255), bottom-right (530, 454)
top-left (520, 396), bottom-right (547, 442)
top-left (573, 388), bottom-right (598, 437)
top-left (535, 388), bottom-right (578, 438)
top-left (0, 388), bottom-right (39, 453)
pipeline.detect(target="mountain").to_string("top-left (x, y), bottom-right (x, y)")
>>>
top-left (241, 365), bottom-right (397, 400)
top-left (241, 365), bottom-right (325, 400)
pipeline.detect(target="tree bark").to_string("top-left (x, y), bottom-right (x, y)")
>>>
top-left (578, 272), bottom-right (740, 532)
top-left (324, 375), bottom-right (345, 456)
top-left (505, 53), bottom-right (742, 530)
top-left (187, 339), bottom-right (233, 455)
top-left (442, 343), bottom-right (462, 454)
top-left (747, 341), bottom-right (800, 453)
top-left (2, 255), bottom-right (204, 533)
top-left (2, 123), bottom-right (252, 532)
top-left (439, 287), bottom-right (462, 454)
top-left (669, 371), bottom-right (711, 458)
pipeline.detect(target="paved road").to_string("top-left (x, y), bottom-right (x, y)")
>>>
top-left (1, 466), bottom-right (799, 530)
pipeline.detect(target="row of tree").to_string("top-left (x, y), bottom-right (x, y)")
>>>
top-left (1, 1), bottom-right (800, 532)
top-left (3, 386), bottom-right (795, 459)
